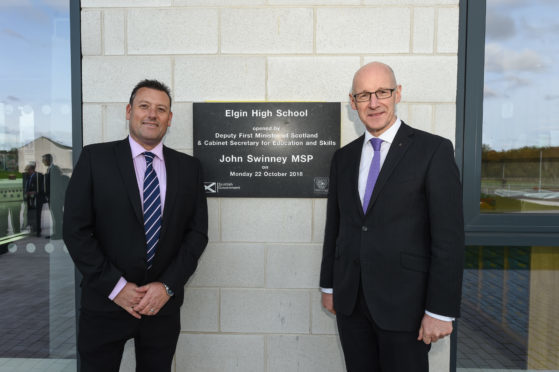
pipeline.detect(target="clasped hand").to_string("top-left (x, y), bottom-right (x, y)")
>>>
top-left (113, 282), bottom-right (170, 319)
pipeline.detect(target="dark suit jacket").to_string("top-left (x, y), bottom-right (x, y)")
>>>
top-left (63, 138), bottom-right (208, 314)
top-left (319, 122), bottom-right (464, 332)
top-left (23, 171), bottom-right (45, 207)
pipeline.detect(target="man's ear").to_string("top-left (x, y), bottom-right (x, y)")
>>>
top-left (349, 94), bottom-right (357, 110)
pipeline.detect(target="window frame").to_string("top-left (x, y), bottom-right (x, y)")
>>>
top-left (457, 0), bottom-right (559, 247)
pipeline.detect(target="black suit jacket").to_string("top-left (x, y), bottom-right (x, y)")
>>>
top-left (319, 122), bottom-right (464, 332)
top-left (63, 138), bottom-right (208, 314)
top-left (23, 172), bottom-right (46, 206)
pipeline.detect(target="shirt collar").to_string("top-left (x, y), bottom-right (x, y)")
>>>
top-left (363, 118), bottom-right (401, 146)
top-left (128, 136), bottom-right (164, 161)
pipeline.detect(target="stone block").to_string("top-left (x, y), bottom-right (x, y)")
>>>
top-left (221, 8), bottom-right (313, 54)
top-left (317, 8), bottom-right (410, 54)
top-left (206, 198), bottom-right (220, 243)
top-left (437, 7), bottom-right (460, 54)
top-left (268, 335), bottom-right (345, 372)
top-left (341, 102), bottom-right (363, 147)
top-left (188, 243), bottom-right (266, 287)
top-left (163, 102), bottom-right (192, 150)
top-left (268, 57), bottom-right (360, 101)
top-left (127, 9), bottom-right (218, 54)
top-left (266, 244), bottom-right (322, 288)
top-left (104, 103), bottom-right (128, 141)
top-left (363, 56), bottom-right (457, 103)
top-left (271, 0), bottom-right (358, 3)
top-left (310, 291), bottom-right (338, 335)
top-left (82, 56), bottom-right (172, 102)
top-left (220, 198), bottom-right (312, 242)
top-left (180, 287), bottom-right (219, 332)
top-left (413, 7), bottom-right (435, 54)
top-left (174, 56), bottom-right (266, 101)
top-left (397, 102), bottom-right (410, 124)
top-left (409, 104), bottom-right (434, 133)
top-left (81, 10), bottom-right (101, 56)
top-left (174, 0), bottom-right (264, 4)
top-left (312, 198), bottom-right (327, 243)
top-left (363, 0), bottom-right (457, 4)
top-left (82, 104), bottom-right (103, 145)
top-left (433, 103), bottom-right (456, 144)
top-left (221, 289), bottom-right (309, 333)
top-left (103, 9), bottom-right (125, 55)
top-left (429, 336), bottom-right (451, 370)
top-left (176, 334), bottom-right (265, 372)
top-left (82, 0), bottom-right (171, 7)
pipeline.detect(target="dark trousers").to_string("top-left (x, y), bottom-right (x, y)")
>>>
top-left (78, 308), bottom-right (180, 372)
top-left (48, 201), bottom-right (63, 238)
top-left (336, 284), bottom-right (430, 372)
top-left (27, 202), bottom-right (43, 236)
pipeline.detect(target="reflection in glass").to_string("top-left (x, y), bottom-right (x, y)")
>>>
top-left (0, 1), bottom-right (75, 371)
top-left (481, 0), bottom-right (559, 213)
top-left (457, 246), bottom-right (559, 371)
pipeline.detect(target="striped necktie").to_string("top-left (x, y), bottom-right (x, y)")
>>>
top-left (143, 152), bottom-right (162, 269)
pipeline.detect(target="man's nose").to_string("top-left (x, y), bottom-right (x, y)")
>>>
top-left (368, 93), bottom-right (379, 108)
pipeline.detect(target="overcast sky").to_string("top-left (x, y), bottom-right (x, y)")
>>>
top-left (0, 0), bottom-right (71, 151)
top-left (1, 1), bottom-right (558, 152)
top-left (483, 0), bottom-right (559, 151)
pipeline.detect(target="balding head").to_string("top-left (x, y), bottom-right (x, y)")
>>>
top-left (351, 62), bottom-right (397, 94)
top-left (349, 61), bottom-right (401, 136)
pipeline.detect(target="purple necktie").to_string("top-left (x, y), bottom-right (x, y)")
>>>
top-left (363, 138), bottom-right (383, 213)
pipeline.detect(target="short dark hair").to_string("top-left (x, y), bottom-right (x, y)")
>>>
top-left (128, 79), bottom-right (172, 108)
top-left (42, 153), bottom-right (53, 162)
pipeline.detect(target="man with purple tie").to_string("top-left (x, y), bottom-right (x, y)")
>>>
top-left (319, 62), bottom-right (464, 372)
top-left (64, 80), bottom-right (208, 371)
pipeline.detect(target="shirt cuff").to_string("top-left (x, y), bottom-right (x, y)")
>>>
top-left (108, 277), bottom-right (128, 300)
top-left (425, 310), bottom-right (454, 322)
top-left (320, 287), bottom-right (333, 294)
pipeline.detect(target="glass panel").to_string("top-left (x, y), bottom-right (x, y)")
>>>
top-left (481, 0), bottom-right (559, 213)
top-left (0, 1), bottom-right (75, 371)
top-left (457, 246), bottom-right (559, 371)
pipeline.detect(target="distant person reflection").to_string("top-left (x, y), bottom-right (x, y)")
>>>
top-left (23, 163), bottom-right (45, 237)
top-left (42, 154), bottom-right (66, 239)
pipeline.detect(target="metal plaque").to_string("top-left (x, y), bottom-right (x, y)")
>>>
top-left (193, 102), bottom-right (340, 197)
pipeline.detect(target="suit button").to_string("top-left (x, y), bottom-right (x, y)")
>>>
top-left (362, 226), bottom-right (368, 232)
top-left (354, 258), bottom-right (360, 265)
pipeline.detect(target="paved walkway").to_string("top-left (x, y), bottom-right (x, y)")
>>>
top-left (0, 234), bottom-right (76, 360)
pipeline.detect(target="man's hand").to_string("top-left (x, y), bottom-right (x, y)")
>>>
top-left (417, 313), bottom-right (453, 344)
top-left (113, 282), bottom-right (144, 319)
top-left (134, 282), bottom-right (171, 316)
top-left (322, 292), bottom-right (336, 315)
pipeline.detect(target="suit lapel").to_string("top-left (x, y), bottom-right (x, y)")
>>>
top-left (160, 146), bottom-right (177, 238)
top-left (349, 136), bottom-right (367, 217)
top-left (115, 139), bottom-right (143, 225)
top-left (365, 122), bottom-right (414, 214)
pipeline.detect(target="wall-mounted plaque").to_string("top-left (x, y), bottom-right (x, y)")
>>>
top-left (194, 102), bottom-right (340, 197)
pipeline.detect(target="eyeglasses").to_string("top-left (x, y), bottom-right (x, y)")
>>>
top-left (353, 88), bottom-right (396, 102)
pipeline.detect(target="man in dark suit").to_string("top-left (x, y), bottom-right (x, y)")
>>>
top-left (23, 163), bottom-right (45, 236)
top-left (42, 153), bottom-right (66, 239)
top-left (319, 62), bottom-right (464, 372)
top-left (63, 79), bottom-right (208, 372)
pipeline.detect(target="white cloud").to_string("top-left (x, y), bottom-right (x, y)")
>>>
top-left (485, 43), bottom-right (550, 73)
top-left (544, 94), bottom-right (559, 101)
top-left (484, 84), bottom-right (499, 99)
top-left (486, 10), bottom-right (516, 40)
